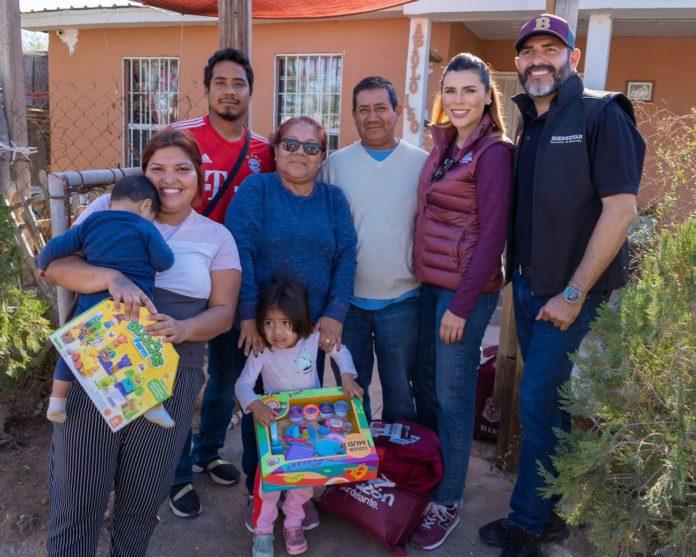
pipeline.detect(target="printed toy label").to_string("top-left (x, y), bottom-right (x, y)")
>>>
top-left (50, 299), bottom-right (179, 432)
top-left (255, 387), bottom-right (379, 491)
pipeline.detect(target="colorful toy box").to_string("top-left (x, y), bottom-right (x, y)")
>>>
top-left (255, 387), bottom-right (379, 491)
top-left (49, 299), bottom-right (179, 432)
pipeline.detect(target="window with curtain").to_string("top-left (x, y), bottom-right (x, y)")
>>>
top-left (123, 57), bottom-right (179, 167)
top-left (275, 54), bottom-right (343, 152)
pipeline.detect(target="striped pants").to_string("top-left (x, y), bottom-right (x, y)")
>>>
top-left (48, 366), bottom-right (205, 557)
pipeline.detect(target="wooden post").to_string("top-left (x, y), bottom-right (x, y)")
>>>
top-left (493, 0), bottom-right (580, 472)
top-left (492, 284), bottom-right (522, 471)
top-left (218, 0), bottom-right (251, 53)
top-left (545, 0), bottom-right (579, 33)
top-left (0, 0), bottom-right (32, 200)
top-left (0, 88), bottom-right (11, 197)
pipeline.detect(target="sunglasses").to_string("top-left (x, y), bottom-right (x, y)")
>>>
top-left (431, 157), bottom-right (457, 182)
top-left (280, 138), bottom-right (323, 156)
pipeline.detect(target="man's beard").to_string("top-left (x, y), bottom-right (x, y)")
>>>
top-left (518, 57), bottom-right (573, 98)
top-left (212, 103), bottom-right (245, 122)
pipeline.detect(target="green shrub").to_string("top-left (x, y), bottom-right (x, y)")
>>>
top-left (0, 202), bottom-right (52, 391)
top-left (0, 287), bottom-right (52, 388)
top-left (542, 216), bottom-right (696, 556)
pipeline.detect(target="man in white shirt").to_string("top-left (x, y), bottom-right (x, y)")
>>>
top-left (322, 76), bottom-right (428, 422)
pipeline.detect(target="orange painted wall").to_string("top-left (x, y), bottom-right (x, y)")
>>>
top-left (252, 18), bottom-right (411, 144)
top-left (48, 25), bottom-right (216, 170)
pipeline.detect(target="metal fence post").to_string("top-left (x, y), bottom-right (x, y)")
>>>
top-left (47, 172), bottom-right (71, 324)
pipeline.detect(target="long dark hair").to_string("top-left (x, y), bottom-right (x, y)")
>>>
top-left (431, 52), bottom-right (506, 136)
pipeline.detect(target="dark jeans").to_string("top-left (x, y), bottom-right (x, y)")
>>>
top-left (173, 326), bottom-right (246, 485)
top-left (242, 349), bottom-right (326, 494)
top-left (340, 298), bottom-right (418, 422)
top-left (508, 272), bottom-right (607, 536)
top-left (413, 285), bottom-right (499, 505)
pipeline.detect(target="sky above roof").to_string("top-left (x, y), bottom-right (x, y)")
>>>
top-left (20, 0), bottom-right (141, 12)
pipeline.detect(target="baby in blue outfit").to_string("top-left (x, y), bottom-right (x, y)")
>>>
top-left (38, 176), bottom-right (175, 427)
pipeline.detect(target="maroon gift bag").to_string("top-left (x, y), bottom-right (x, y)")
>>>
top-left (473, 346), bottom-right (500, 443)
top-left (318, 421), bottom-right (443, 554)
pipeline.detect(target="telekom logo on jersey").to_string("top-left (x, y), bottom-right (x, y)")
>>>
top-left (203, 170), bottom-right (241, 199)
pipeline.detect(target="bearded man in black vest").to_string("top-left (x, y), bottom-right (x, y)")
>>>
top-left (479, 13), bottom-right (645, 557)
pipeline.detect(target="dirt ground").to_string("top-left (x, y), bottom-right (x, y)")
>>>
top-left (0, 311), bottom-right (596, 556)
top-left (0, 417), bottom-right (593, 557)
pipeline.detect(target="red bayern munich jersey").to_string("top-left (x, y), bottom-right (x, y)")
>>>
top-left (170, 115), bottom-right (275, 224)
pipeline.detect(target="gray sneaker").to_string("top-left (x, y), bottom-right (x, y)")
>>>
top-left (252, 534), bottom-right (274, 557)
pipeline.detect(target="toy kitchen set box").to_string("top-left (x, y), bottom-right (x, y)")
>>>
top-left (49, 299), bottom-right (179, 432)
top-left (256, 387), bottom-right (379, 491)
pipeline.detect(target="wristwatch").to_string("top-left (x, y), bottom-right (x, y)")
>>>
top-left (562, 286), bottom-right (583, 305)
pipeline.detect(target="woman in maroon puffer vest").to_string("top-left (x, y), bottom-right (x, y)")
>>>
top-left (409, 53), bottom-right (513, 551)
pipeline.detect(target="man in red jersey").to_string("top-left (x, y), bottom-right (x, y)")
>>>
top-left (172, 49), bottom-right (275, 224)
top-left (168, 49), bottom-right (275, 518)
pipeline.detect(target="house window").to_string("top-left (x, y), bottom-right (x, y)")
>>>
top-left (275, 54), bottom-right (343, 152)
top-left (123, 57), bottom-right (179, 167)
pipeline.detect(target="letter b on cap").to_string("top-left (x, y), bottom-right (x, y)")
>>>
top-left (534, 16), bottom-right (551, 31)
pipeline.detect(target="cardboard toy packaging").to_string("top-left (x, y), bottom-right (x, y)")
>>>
top-left (50, 299), bottom-right (179, 432)
top-left (255, 387), bottom-right (379, 491)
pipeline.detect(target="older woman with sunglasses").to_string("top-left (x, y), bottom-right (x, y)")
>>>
top-left (226, 115), bottom-right (357, 524)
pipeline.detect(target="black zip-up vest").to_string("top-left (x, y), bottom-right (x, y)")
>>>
top-left (505, 73), bottom-right (641, 296)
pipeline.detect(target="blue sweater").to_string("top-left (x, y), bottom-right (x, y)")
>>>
top-left (38, 210), bottom-right (174, 314)
top-left (226, 172), bottom-right (357, 323)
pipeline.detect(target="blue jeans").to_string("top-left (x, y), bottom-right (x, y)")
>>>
top-left (413, 285), bottom-right (499, 505)
top-left (242, 412), bottom-right (258, 493)
top-left (173, 326), bottom-right (246, 485)
top-left (508, 272), bottom-right (607, 536)
top-left (340, 298), bottom-right (418, 422)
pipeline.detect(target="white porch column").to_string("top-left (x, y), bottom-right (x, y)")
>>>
top-left (584, 12), bottom-right (613, 90)
top-left (402, 17), bottom-right (431, 147)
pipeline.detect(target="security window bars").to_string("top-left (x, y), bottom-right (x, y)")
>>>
top-left (123, 57), bottom-right (179, 167)
top-left (275, 54), bottom-right (343, 152)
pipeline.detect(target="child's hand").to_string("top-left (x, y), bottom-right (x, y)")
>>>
top-left (249, 400), bottom-right (276, 426)
top-left (341, 373), bottom-right (364, 401)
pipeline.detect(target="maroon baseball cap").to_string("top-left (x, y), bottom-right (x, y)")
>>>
top-left (515, 13), bottom-right (576, 51)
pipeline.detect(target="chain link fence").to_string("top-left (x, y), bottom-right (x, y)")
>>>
top-left (19, 78), bottom-right (209, 243)
top-left (48, 79), bottom-right (210, 173)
